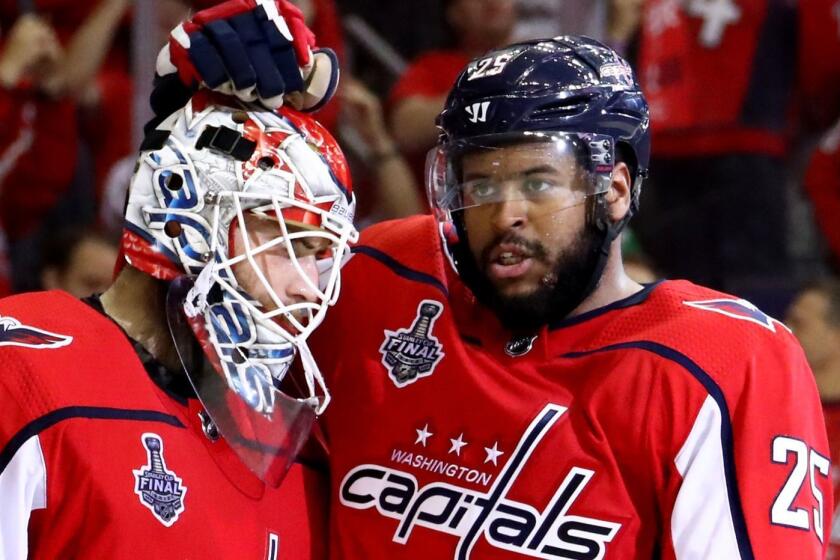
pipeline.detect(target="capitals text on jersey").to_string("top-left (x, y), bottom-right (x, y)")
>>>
top-left (340, 404), bottom-right (621, 560)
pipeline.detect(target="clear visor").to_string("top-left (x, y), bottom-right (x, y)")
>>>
top-left (166, 276), bottom-right (316, 487)
top-left (427, 131), bottom-right (615, 218)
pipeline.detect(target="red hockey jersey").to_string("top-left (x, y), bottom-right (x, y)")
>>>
top-left (0, 291), bottom-right (327, 559)
top-left (309, 215), bottom-right (831, 559)
top-left (824, 402), bottom-right (840, 558)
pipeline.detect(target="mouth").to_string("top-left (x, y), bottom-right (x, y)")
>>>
top-left (486, 243), bottom-right (536, 281)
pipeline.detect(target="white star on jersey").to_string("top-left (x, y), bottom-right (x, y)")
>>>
top-left (484, 442), bottom-right (504, 465)
top-left (448, 433), bottom-right (468, 456)
top-left (415, 424), bottom-right (433, 447)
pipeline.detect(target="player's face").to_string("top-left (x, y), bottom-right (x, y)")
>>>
top-left (462, 143), bottom-right (588, 296)
top-left (786, 289), bottom-right (837, 370)
top-left (460, 143), bottom-right (601, 330)
top-left (229, 213), bottom-right (328, 327)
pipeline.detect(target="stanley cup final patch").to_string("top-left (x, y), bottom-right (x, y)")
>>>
top-left (380, 300), bottom-right (445, 388)
top-left (133, 433), bottom-right (187, 527)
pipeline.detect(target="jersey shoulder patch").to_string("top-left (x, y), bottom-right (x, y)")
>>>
top-left (682, 297), bottom-right (789, 333)
top-left (0, 315), bottom-right (73, 349)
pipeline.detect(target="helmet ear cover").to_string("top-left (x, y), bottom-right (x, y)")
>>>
top-left (589, 143), bottom-right (643, 238)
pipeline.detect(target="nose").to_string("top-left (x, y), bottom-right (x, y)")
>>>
top-left (283, 254), bottom-right (320, 305)
top-left (489, 197), bottom-right (528, 233)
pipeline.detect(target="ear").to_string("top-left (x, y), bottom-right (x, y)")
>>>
top-left (605, 162), bottom-right (632, 223)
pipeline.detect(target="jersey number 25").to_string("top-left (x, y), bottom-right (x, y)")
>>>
top-left (771, 436), bottom-right (830, 541)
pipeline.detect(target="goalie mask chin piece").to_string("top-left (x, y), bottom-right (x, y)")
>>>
top-left (167, 276), bottom-right (318, 487)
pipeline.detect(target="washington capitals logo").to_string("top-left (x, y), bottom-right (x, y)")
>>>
top-left (683, 298), bottom-right (789, 333)
top-left (133, 433), bottom-right (187, 527)
top-left (0, 316), bottom-right (72, 349)
top-left (339, 404), bottom-right (621, 559)
top-left (380, 300), bottom-right (445, 388)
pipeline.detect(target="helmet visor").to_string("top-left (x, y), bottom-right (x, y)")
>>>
top-left (427, 131), bottom-right (615, 217)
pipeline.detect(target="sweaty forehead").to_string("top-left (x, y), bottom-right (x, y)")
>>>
top-left (460, 142), bottom-right (580, 177)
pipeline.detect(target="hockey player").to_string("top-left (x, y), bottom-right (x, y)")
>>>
top-left (311, 38), bottom-right (831, 558)
top-left (155, 8), bottom-right (832, 556)
top-left (0, 86), bottom-right (357, 560)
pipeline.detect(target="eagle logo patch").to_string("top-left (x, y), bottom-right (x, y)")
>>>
top-left (133, 433), bottom-right (187, 527)
top-left (683, 298), bottom-right (789, 333)
top-left (380, 300), bottom-right (445, 388)
top-left (0, 316), bottom-right (72, 349)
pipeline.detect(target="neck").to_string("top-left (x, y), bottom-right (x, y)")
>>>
top-left (100, 266), bottom-right (182, 372)
top-left (571, 238), bottom-right (642, 317)
top-left (813, 358), bottom-right (840, 402)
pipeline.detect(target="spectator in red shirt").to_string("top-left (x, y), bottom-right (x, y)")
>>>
top-left (340, 77), bottom-right (423, 222)
top-left (635, 0), bottom-right (840, 308)
top-left (389, 0), bottom-right (516, 160)
top-left (0, 0), bottom-right (132, 291)
top-left (798, 0), bottom-right (840, 132)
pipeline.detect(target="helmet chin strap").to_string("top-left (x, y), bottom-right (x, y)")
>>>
top-left (582, 172), bottom-right (642, 302)
top-left (579, 195), bottom-right (618, 307)
top-left (295, 340), bottom-right (331, 414)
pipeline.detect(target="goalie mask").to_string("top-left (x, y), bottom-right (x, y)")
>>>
top-left (122, 92), bottom-right (357, 484)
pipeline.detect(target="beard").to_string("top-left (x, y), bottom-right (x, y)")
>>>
top-left (456, 225), bottom-right (605, 333)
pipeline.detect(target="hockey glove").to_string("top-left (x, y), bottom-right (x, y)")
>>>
top-left (156, 0), bottom-right (339, 111)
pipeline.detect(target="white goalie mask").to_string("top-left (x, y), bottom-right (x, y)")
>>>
top-left (121, 93), bottom-right (357, 483)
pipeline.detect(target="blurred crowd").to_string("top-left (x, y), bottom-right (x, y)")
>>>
top-left (0, 0), bottom-right (839, 313)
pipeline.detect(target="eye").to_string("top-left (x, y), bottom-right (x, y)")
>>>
top-left (522, 178), bottom-right (555, 194)
top-left (290, 236), bottom-right (333, 258)
top-left (464, 180), bottom-right (497, 201)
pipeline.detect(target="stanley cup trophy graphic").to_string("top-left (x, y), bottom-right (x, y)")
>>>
top-left (380, 301), bottom-right (445, 387)
top-left (133, 434), bottom-right (187, 526)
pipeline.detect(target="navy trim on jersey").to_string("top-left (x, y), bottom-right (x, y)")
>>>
top-left (351, 245), bottom-right (449, 297)
top-left (0, 406), bottom-right (185, 475)
top-left (562, 340), bottom-right (755, 560)
top-left (549, 281), bottom-right (663, 331)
